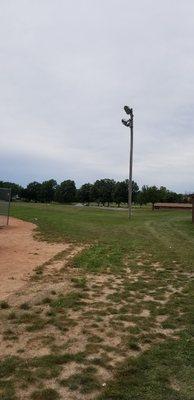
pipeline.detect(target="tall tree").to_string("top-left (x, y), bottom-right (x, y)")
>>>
top-left (78, 183), bottom-right (93, 205)
top-left (132, 181), bottom-right (140, 203)
top-left (0, 181), bottom-right (23, 200)
top-left (55, 180), bottom-right (76, 203)
top-left (165, 191), bottom-right (184, 203)
top-left (40, 179), bottom-right (57, 203)
top-left (93, 179), bottom-right (116, 206)
top-left (25, 181), bottom-right (42, 202)
top-left (140, 185), bottom-right (160, 209)
top-left (114, 181), bottom-right (128, 206)
top-left (158, 186), bottom-right (168, 202)
top-left (113, 180), bottom-right (139, 206)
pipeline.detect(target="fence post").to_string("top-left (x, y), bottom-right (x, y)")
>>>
top-left (7, 189), bottom-right (11, 225)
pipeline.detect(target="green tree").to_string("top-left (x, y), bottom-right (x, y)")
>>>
top-left (40, 179), bottom-right (57, 203)
top-left (132, 180), bottom-right (139, 203)
top-left (140, 185), bottom-right (160, 209)
top-left (114, 180), bottom-right (139, 206)
top-left (158, 186), bottom-right (168, 202)
top-left (93, 179), bottom-right (116, 206)
top-left (19, 187), bottom-right (30, 201)
top-left (55, 180), bottom-right (76, 203)
top-left (25, 181), bottom-right (42, 202)
top-left (114, 181), bottom-right (128, 206)
top-left (0, 181), bottom-right (23, 200)
top-left (78, 183), bottom-right (93, 205)
top-left (165, 191), bottom-right (184, 203)
top-left (138, 186), bottom-right (147, 205)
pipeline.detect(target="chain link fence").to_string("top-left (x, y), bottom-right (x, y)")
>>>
top-left (0, 188), bottom-right (11, 226)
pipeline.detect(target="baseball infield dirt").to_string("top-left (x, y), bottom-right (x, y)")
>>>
top-left (0, 217), bottom-right (68, 299)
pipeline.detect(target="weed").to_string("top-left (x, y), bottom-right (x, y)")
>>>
top-left (36, 365), bottom-right (62, 379)
top-left (0, 356), bottom-right (23, 378)
top-left (8, 311), bottom-right (17, 320)
top-left (31, 388), bottom-right (60, 400)
top-left (0, 379), bottom-right (16, 399)
top-left (3, 329), bottom-right (17, 341)
top-left (31, 352), bottom-right (86, 368)
top-left (0, 301), bottom-right (10, 309)
top-left (128, 326), bottom-right (141, 335)
top-left (51, 291), bottom-right (84, 310)
top-left (127, 339), bottom-right (141, 352)
top-left (42, 297), bottom-right (51, 304)
top-left (15, 311), bottom-right (47, 332)
top-left (87, 335), bottom-right (103, 343)
top-left (34, 265), bottom-right (44, 276)
top-left (60, 369), bottom-right (101, 393)
top-left (20, 302), bottom-right (31, 310)
top-left (71, 276), bottom-right (87, 289)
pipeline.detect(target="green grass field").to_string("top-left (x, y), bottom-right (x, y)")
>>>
top-left (1, 202), bottom-right (193, 399)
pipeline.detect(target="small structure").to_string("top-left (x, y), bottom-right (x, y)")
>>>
top-left (154, 202), bottom-right (192, 211)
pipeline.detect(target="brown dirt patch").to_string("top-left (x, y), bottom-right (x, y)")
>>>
top-left (0, 217), bottom-right (69, 299)
top-left (0, 236), bottom-right (184, 399)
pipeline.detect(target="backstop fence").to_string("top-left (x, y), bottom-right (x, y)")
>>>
top-left (0, 188), bottom-right (11, 226)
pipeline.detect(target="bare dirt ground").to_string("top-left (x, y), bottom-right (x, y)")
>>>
top-left (0, 218), bottom-right (185, 399)
top-left (0, 217), bottom-right (69, 299)
top-left (0, 246), bottom-right (182, 399)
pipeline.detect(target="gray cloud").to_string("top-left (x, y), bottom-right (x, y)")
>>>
top-left (0, 0), bottom-right (194, 192)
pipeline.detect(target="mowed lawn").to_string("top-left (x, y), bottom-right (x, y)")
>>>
top-left (1, 202), bottom-right (193, 400)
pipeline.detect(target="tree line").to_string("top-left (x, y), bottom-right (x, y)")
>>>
top-left (0, 179), bottom-right (189, 207)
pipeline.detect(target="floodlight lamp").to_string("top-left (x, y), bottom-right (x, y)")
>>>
top-left (124, 105), bottom-right (132, 115)
top-left (122, 118), bottom-right (130, 127)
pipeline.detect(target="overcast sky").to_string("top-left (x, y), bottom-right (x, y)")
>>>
top-left (0, 0), bottom-right (194, 192)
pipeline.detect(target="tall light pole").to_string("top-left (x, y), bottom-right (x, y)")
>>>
top-left (122, 106), bottom-right (134, 219)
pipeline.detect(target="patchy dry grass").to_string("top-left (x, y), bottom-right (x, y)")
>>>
top-left (0, 249), bottom-right (193, 399)
top-left (0, 203), bottom-right (192, 399)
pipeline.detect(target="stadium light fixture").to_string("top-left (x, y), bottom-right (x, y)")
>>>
top-left (124, 105), bottom-right (133, 115)
top-left (122, 118), bottom-right (130, 127)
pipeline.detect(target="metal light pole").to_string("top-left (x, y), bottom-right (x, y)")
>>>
top-left (122, 106), bottom-right (134, 219)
